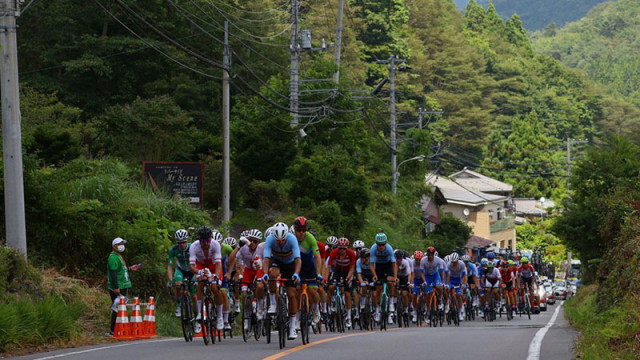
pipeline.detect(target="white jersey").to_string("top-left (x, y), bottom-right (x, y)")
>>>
top-left (237, 242), bottom-right (265, 269)
top-left (398, 258), bottom-right (412, 276)
top-left (447, 261), bottom-right (467, 278)
top-left (420, 256), bottom-right (446, 276)
top-left (189, 240), bottom-right (222, 265)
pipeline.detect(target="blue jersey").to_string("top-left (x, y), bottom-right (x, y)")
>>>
top-left (263, 233), bottom-right (300, 264)
top-left (356, 258), bottom-right (374, 274)
top-left (465, 262), bottom-right (478, 277)
top-left (370, 244), bottom-right (395, 264)
top-left (447, 261), bottom-right (467, 278)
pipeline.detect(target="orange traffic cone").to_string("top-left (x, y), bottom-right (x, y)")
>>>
top-left (131, 297), bottom-right (148, 339)
top-left (142, 296), bottom-right (157, 338)
top-left (113, 296), bottom-right (134, 340)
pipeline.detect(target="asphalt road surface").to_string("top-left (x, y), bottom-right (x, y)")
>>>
top-left (11, 302), bottom-right (576, 360)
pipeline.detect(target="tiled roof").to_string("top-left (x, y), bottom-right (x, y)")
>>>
top-left (514, 198), bottom-right (549, 216)
top-left (465, 235), bottom-right (493, 249)
top-left (426, 174), bottom-right (507, 206)
top-left (449, 168), bottom-right (513, 193)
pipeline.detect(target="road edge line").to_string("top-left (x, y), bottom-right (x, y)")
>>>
top-left (526, 301), bottom-right (564, 360)
top-left (31, 338), bottom-right (181, 360)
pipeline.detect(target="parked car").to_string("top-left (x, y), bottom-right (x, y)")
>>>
top-left (537, 287), bottom-right (548, 311)
top-left (544, 285), bottom-right (555, 305)
top-left (554, 284), bottom-right (568, 300)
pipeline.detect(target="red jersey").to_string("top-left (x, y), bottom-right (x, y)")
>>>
top-left (500, 267), bottom-right (516, 282)
top-left (517, 264), bottom-right (536, 278)
top-left (317, 241), bottom-right (327, 260)
top-left (328, 248), bottom-right (356, 273)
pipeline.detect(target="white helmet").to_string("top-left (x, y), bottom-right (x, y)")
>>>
top-left (212, 230), bottom-right (223, 243)
top-left (265, 226), bottom-right (274, 238)
top-left (326, 236), bottom-right (338, 245)
top-left (444, 255), bottom-right (451, 263)
top-left (353, 240), bottom-right (365, 249)
top-left (223, 237), bottom-right (237, 248)
top-left (175, 229), bottom-right (189, 242)
top-left (272, 222), bottom-right (289, 240)
top-left (450, 252), bottom-right (460, 262)
top-left (247, 229), bottom-right (263, 241)
top-left (289, 225), bottom-right (295, 234)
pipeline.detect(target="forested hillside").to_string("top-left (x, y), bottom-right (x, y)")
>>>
top-left (534, 0), bottom-right (640, 112)
top-left (2, 0), bottom-right (635, 276)
top-left (453, 0), bottom-right (609, 30)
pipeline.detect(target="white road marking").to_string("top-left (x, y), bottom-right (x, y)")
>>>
top-left (30, 338), bottom-right (181, 360)
top-left (527, 301), bottom-right (564, 360)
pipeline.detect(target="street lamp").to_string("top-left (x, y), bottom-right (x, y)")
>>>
top-left (392, 154), bottom-right (426, 196)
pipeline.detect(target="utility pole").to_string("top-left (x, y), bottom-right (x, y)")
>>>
top-left (333, 0), bottom-right (344, 84)
top-left (222, 21), bottom-right (230, 222)
top-left (1, 0), bottom-right (26, 257)
top-left (290, 0), bottom-right (299, 129)
top-left (417, 107), bottom-right (443, 129)
top-left (378, 55), bottom-right (406, 195)
top-left (566, 137), bottom-right (588, 198)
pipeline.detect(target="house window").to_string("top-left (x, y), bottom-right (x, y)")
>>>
top-left (488, 210), bottom-right (494, 220)
top-left (508, 239), bottom-right (512, 249)
top-left (497, 208), bottom-right (504, 220)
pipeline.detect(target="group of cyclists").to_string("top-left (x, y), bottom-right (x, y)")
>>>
top-left (166, 216), bottom-right (543, 345)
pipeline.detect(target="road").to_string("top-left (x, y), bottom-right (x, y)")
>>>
top-left (10, 302), bottom-right (576, 360)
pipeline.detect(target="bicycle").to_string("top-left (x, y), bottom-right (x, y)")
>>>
top-left (223, 278), bottom-right (236, 339)
top-left (177, 279), bottom-right (196, 342)
top-left (199, 277), bottom-right (218, 345)
top-left (446, 285), bottom-right (461, 327)
top-left (378, 280), bottom-right (390, 331)
top-left (423, 283), bottom-right (443, 327)
top-left (299, 278), bottom-right (316, 344)
top-left (499, 285), bottom-right (514, 321)
top-left (268, 278), bottom-right (290, 349)
top-left (357, 282), bottom-right (374, 331)
top-left (241, 281), bottom-right (262, 343)
top-left (464, 286), bottom-right (475, 321)
top-left (518, 283), bottom-right (533, 320)
top-left (396, 283), bottom-right (410, 328)
top-left (484, 284), bottom-right (499, 322)
top-left (329, 278), bottom-right (346, 333)
top-left (415, 288), bottom-right (426, 327)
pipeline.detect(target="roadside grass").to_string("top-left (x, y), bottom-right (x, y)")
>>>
top-left (565, 285), bottom-right (640, 359)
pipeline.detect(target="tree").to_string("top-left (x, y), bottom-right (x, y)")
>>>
top-left (427, 215), bottom-right (471, 255)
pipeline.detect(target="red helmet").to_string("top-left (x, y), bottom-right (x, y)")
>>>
top-left (293, 216), bottom-right (309, 231)
top-left (414, 251), bottom-right (424, 260)
top-left (426, 246), bottom-right (436, 255)
top-left (337, 237), bottom-right (349, 248)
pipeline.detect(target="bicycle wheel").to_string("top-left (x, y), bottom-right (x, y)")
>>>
top-left (265, 311), bottom-right (271, 344)
top-left (277, 294), bottom-right (287, 349)
top-left (380, 295), bottom-right (388, 331)
top-left (336, 296), bottom-right (345, 333)
top-left (181, 296), bottom-right (193, 342)
top-left (525, 294), bottom-right (531, 320)
top-left (201, 296), bottom-right (211, 345)
top-left (242, 295), bottom-right (252, 342)
top-left (507, 303), bottom-right (513, 321)
top-left (396, 297), bottom-right (403, 328)
top-left (300, 293), bottom-right (309, 344)
top-left (453, 299), bottom-right (460, 327)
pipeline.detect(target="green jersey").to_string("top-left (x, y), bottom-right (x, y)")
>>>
top-left (168, 243), bottom-right (191, 272)
top-left (221, 243), bottom-right (234, 257)
top-left (107, 251), bottom-right (131, 290)
top-left (299, 232), bottom-right (319, 255)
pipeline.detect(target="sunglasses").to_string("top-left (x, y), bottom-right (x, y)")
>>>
top-left (249, 238), bottom-right (260, 243)
top-left (338, 246), bottom-right (347, 250)
top-left (294, 228), bottom-right (307, 233)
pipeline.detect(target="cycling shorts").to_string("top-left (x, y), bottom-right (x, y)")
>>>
top-left (269, 258), bottom-right (297, 288)
top-left (398, 275), bottom-right (409, 289)
top-left (196, 260), bottom-right (218, 276)
top-left (413, 277), bottom-right (424, 295)
top-left (173, 267), bottom-right (196, 294)
top-left (520, 276), bottom-right (535, 290)
top-left (329, 270), bottom-right (352, 292)
top-left (374, 262), bottom-right (394, 280)
top-left (240, 267), bottom-right (265, 291)
top-left (449, 277), bottom-right (463, 295)
top-left (485, 279), bottom-right (500, 288)
top-left (423, 272), bottom-right (442, 294)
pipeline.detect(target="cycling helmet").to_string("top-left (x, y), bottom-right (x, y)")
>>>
top-left (289, 225), bottom-right (295, 234)
top-left (240, 229), bottom-right (250, 238)
top-left (326, 236), bottom-right (338, 246)
top-left (292, 216), bottom-right (309, 231)
top-left (434, 251), bottom-right (439, 258)
top-left (480, 258), bottom-right (488, 266)
top-left (175, 229), bottom-right (189, 242)
top-left (223, 237), bottom-right (237, 248)
top-left (337, 237), bottom-right (349, 248)
top-left (414, 251), bottom-right (424, 260)
top-left (272, 222), bottom-right (289, 240)
top-left (444, 255), bottom-right (451, 263)
top-left (309, 231), bottom-right (318, 239)
top-left (487, 252), bottom-right (495, 259)
top-left (360, 248), bottom-right (370, 258)
top-left (394, 250), bottom-right (405, 259)
top-left (353, 240), bottom-right (365, 249)
top-left (450, 253), bottom-right (460, 262)
top-left (502, 260), bottom-right (509, 268)
top-left (487, 261), bottom-right (495, 268)
top-left (211, 230), bottom-right (223, 243)
top-left (521, 256), bottom-right (529, 263)
top-left (375, 233), bottom-right (388, 244)
top-left (426, 246), bottom-right (435, 255)
top-left (247, 229), bottom-right (263, 241)
top-left (265, 226), bottom-right (274, 238)
top-left (508, 260), bottom-right (514, 266)
top-left (197, 226), bottom-right (212, 241)
top-left (461, 255), bottom-right (471, 262)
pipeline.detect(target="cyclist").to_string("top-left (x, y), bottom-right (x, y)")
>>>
top-left (500, 259), bottom-right (517, 315)
top-left (517, 256), bottom-right (539, 311)
top-left (445, 253), bottom-right (468, 321)
top-left (395, 250), bottom-right (413, 323)
top-left (210, 231), bottom-right (235, 331)
top-left (410, 251), bottom-right (424, 323)
top-left (462, 255), bottom-right (480, 307)
top-left (369, 233), bottom-right (397, 323)
top-left (356, 248), bottom-right (375, 314)
top-left (167, 229), bottom-right (196, 318)
top-left (290, 217), bottom-right (323, 328)
top-left (419, 246), bottom-right (446, 323)
top-left (481, 261), bottom-right (502, 315)
top-left (326, 237), bottom-right (356, 328)
top-left (487, 252), bottom-right (499, 267)
top-left (350, 240), bottom-right (365, 322)
top-left (262, 222), bottom-right (302, 340)
top-left (309, 230), bottom-right (328, 326)
top-left (189, 226), bottom-right (224, 331)
top-left (228, 229), bottom-right (266, 331)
